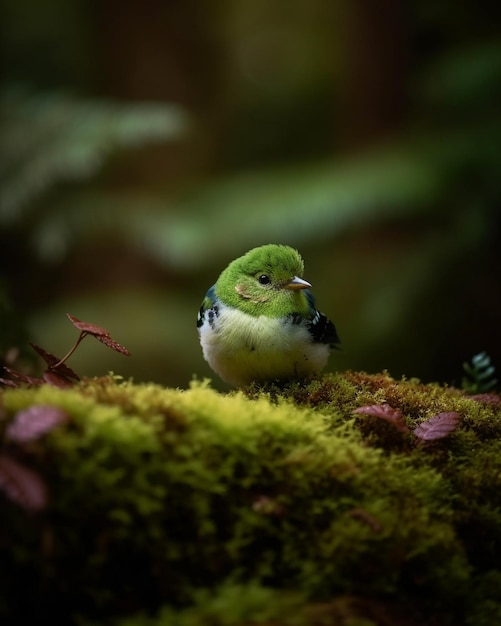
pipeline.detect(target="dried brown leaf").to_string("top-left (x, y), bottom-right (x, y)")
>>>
top-left (413, 411), bottom-right (461, 441)
top-left (353, 403), bottom-right (410, 433)
top-left (0, 454), bottom-right (47, 511)
top-left (6, 405), bottom-right (68, 443)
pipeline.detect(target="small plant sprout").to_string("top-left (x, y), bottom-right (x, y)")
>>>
top-left (0, 315), bottom-right (130, 511)
top-left (0, 313), bottom-right (130, 389)
top-left (65, 314), bottom-right (131, 356)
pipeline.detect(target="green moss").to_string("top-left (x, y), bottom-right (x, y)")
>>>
top-left (1, 372), bottom-right (500, 625)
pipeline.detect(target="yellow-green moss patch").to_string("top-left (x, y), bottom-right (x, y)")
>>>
top-left (1, 372), bottom-right (500, 625)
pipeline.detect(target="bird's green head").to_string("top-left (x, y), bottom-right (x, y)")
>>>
top-left (215, 244), bottom-right (312, 317)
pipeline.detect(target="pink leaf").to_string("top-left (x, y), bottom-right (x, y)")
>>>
top-left (353, 403), bottom-right (410, 433)
top-left (6, 405), bottom-right (68, 443)
top-left (468, 393), bottom-right (501, 405)
top-left (252, 495), bottom-right (285, 516)
top-left (413, 411), bottom-right (461, 441)
top-left (0, 454), bottom-right (47, 511)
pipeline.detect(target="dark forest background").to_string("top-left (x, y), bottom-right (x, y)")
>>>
top-left (1, 0), bottom-right (500, 388)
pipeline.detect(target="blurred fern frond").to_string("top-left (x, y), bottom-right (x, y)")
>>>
top-left (0, 88), bottom-right (188, 223)
top-left (419, 41), bottom-right (501, 111)
top-left (462, 352), bottom-right (498, 393)
top-left (130, 142), bottom-right (445, 267)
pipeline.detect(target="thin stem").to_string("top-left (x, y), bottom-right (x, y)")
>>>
top-left (51, 332), bottom-right (88, 369)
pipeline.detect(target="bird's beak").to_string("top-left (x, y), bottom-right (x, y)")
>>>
top-left (286, 276), bottom-right (312, 290)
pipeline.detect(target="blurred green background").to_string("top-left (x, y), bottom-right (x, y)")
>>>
top-left (1, 0), bottom-right (500, 389)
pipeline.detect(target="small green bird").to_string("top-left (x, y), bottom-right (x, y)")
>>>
top-left (197, 244), bottom-right (339, 386)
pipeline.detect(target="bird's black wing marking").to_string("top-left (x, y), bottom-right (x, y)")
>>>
top-left (292, 290), bottom-right (340, 347)
top-left (289, 310), bottom-right (339, 347)
top-left (307, 310), bottom-right (340, 347)
top-left (197, 285), bottom-right (219, 329)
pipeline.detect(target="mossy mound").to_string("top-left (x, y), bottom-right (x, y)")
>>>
top-left (1, 372), bottom-right (501, 625)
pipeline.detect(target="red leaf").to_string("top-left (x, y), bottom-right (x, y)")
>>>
top-left (29, 343), bottom-right (80, 380)
top-left (6, 405), bottom-right (68, 443)
top-left (0, 454), bottom-right (47, 511)
top-left (94, 334), bottom-right (131, 356)
top-left (66, 313), bottom-right (109, 337)
top-left (1, 367), bottom-right (44, 386)
top-left (29, 342), bottom-right (60, 366)
top-left (413, 411), bottom-right (461, 441)
top-left (43, 370), bottom-right (75, 388)
top-left (0, 376), bottom-right (19, 388)
top-left (348, 507), bottom-right (382, 532)
top-left (353, 403), bottom-right (410, 433)
top-left (67, 314), bottom-right (131, 356)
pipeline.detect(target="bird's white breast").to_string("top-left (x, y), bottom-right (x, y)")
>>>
top-left (198, 303), bottom-right (330, 386)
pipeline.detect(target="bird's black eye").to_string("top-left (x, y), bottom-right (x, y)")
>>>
top-left (258, 274), bottom-right (271, 285)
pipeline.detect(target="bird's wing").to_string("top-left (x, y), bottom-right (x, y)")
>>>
top-left (197, 285), bottom-right (218, 329)
top-left (303, 290), bottom-right (340, 348)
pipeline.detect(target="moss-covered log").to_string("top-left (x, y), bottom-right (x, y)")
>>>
top-left (1, 373), bottom-right (500, 625)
